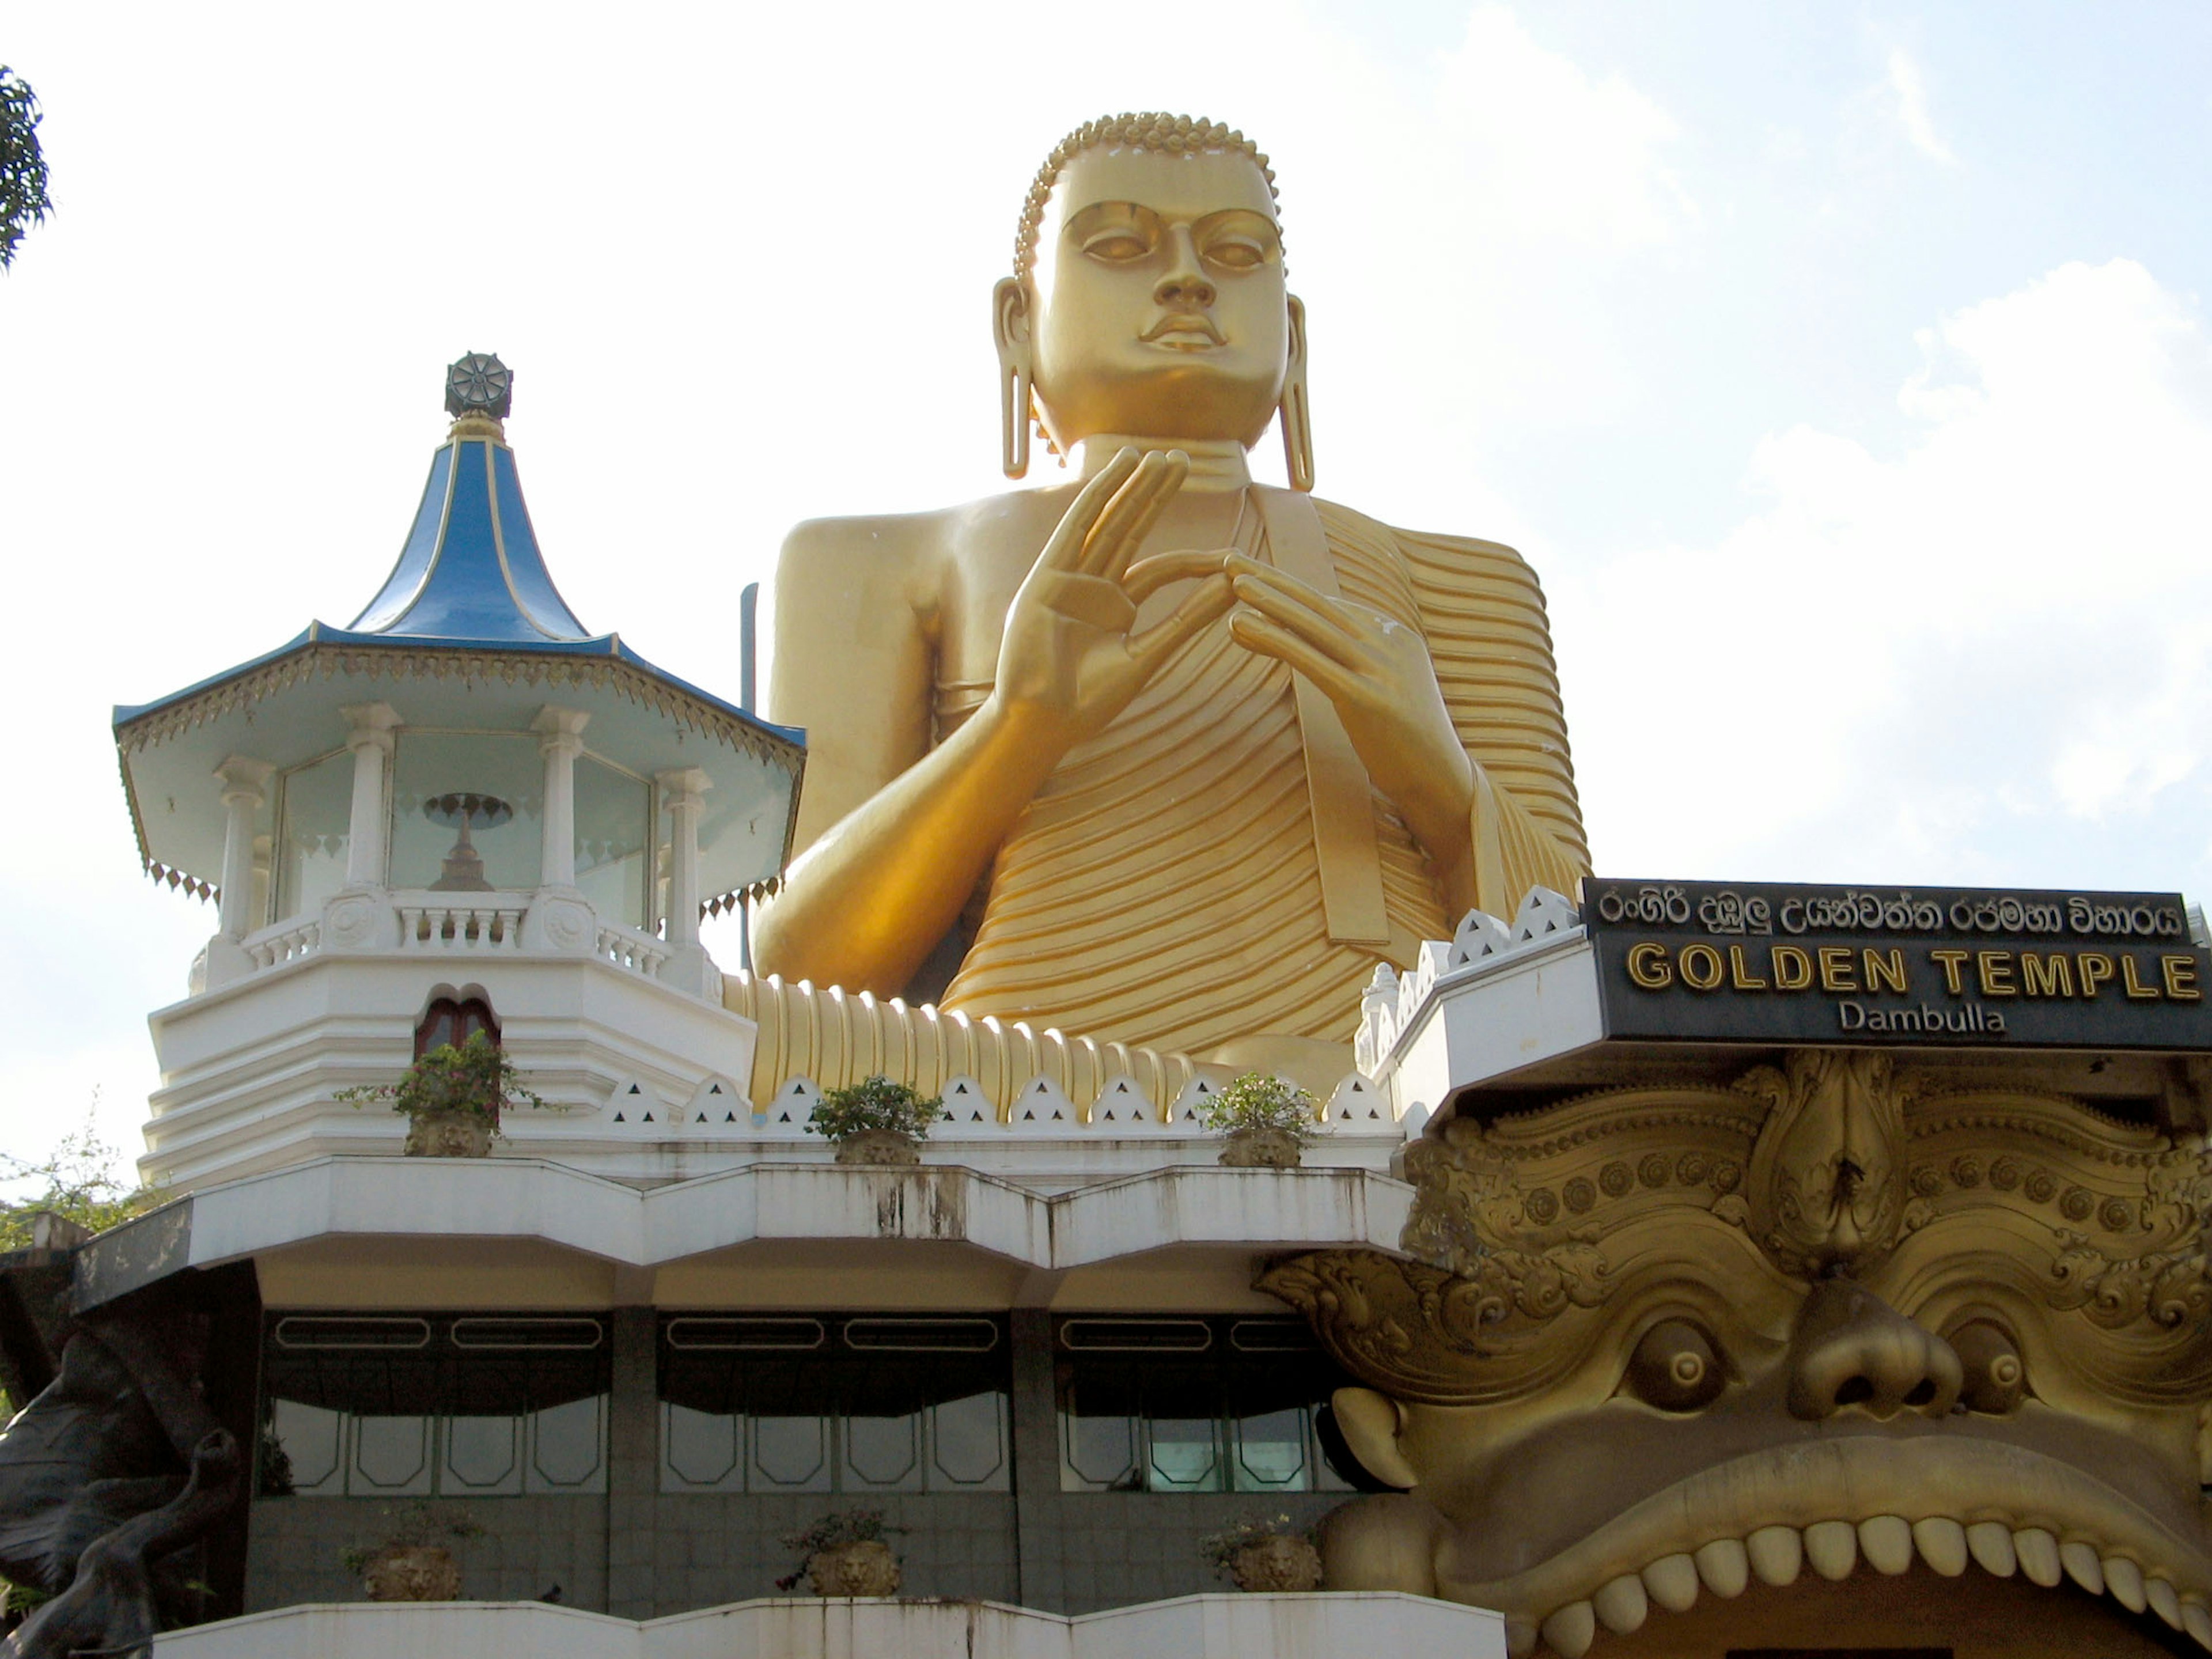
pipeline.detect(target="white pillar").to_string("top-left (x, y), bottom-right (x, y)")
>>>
top-left (203, 756), bottom-right (274, 991)
top-left (532, 706), bottom-right (591, 891)
top-left (656, 768), bottom-right (711, 946)
top-left (215, 757), bottom-right (274, 940)
top-left (655, 767), bottom-right (718, 998)
top-left (340, 703), bottom-right (402, 889)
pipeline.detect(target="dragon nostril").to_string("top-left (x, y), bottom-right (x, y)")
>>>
top-left (1904, 1380), bottom-right (1937, 1408)
top-left (1835, 1377), bottom-right (1873, 1408)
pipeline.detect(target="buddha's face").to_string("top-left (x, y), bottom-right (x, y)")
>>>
top-left (1022, 145), bottom-right (1290, 452)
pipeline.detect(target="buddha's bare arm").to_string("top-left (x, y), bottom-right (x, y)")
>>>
top-left (753, 449), bottom-right (1236, 995)
top-left (1225, 553), bottom-right (1479, 915)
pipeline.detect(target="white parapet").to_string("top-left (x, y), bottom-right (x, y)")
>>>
top-left (152, 1593), bottom-right (1505, 1659)
top-left (1363, 888), bottom-right (1606, 1126)
top-left (142, 944), bottom-right (762, 1192)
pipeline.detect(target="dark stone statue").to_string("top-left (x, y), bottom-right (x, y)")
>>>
top-left (0, 1313), bottom-right (241, 1658)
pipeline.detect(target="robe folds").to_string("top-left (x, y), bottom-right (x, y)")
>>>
top-left (933, 491), bottom-right (1589, 1059)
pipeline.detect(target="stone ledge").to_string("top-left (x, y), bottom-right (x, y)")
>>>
top-left (77, 1158), bottom-right (1416, 1308)
top-left (153, 1592), bottom-right (1503, 1659)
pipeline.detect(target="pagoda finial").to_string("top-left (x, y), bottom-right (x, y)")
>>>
top-left (445, 351), bottom-right (512, 438)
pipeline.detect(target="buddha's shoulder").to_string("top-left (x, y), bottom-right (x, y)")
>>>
top-left (781, 488), bottom-right (1072, 568)
top-left (1309, 495), bottom-right (1542, 590)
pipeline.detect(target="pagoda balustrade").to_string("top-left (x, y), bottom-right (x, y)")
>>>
top-left (394, 894), bottom-right (531, 952)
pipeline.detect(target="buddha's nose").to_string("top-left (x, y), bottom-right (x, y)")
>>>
top-left (1155, 228), bottom-right (1215, 310)
top-left (1786, 1278), bottom-right (1963, 1421)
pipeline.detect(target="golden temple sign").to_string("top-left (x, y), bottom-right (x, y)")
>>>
top-left (1587, 877), bottom-right (2210, 1047)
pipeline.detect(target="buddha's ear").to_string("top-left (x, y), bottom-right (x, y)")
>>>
top-left (1279, 293), bottom-right (1315, 491)
top-left (1332, 1386), bottom-right (1419, 1490)
top-left (993, 278), bottom-right (1035, 479)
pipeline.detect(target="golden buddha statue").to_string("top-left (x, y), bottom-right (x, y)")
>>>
top-left (732, 113), bottom-right (1586, 1109)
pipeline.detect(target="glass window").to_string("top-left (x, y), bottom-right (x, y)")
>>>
top-left (388, 733), bottom-right (544, 892)
top-left (275, 749), bottom-right (354, 924)
top-left (258, 1313), bottom-right (607, 1498)
top-left (658, 1314), bottom-right (1010, 1495)
top-left (574, 756), bottom-right (652, 930)
top-left (415, 996), bottom-right (498, 1058)
top-left (1055, 1316), bottom-right (1357, 1495)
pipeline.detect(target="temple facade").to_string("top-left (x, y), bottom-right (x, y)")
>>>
top-left (8, 111), bottom-right (2212, 1659)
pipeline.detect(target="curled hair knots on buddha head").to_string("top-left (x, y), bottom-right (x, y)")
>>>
top-left (1012, 112), bottom-right (1282, 284)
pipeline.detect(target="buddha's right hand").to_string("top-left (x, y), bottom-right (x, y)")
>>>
top-left (990, 446), bottom-right (1236, 750)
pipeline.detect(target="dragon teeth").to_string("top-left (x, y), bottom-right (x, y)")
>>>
top-left (2149, 1578), bottom-right (2184, 1631)
top-left (1747, 1525), bottom-right (1804, 1587)
top-left (1966, 1521), bottom-right (2018, 1578)
top-left (1858, 1516), bottom-right (1913, 1576)
top-left (1912, 1517), bottom-right (1969, 1577)
top-left (1804, 1520), bottom-right (1858, 1581)
top-left (1592, 1573), bottom-right (1649, 1635)
top-left (1694, 1537), bottom-right (1750, 1599)
top-left (2013, 1528), bottom-right (2062, 1588)
top-left (2104, 1556), bottom-right (2148, 1613)
top-left (2059, 1540), bottom-right (2104, 1595)
top-left (1539, 1600), bottom-right (1596, 1659)
top-left (1641, 1552), bottom-right (1700, 1613)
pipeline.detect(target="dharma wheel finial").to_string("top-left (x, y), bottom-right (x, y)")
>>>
top-left (445, 351), bottom-right (513, 421)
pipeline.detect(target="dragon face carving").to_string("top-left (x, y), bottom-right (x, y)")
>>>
top-left (1260, 1050), bottom-right (2212, 1657)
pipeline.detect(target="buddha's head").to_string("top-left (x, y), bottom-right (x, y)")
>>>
top-left (995, 113), bottom-right (1308, 480)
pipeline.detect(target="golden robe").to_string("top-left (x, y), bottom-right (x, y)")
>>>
top-left (937, 491), bottom-right (1586, 1057)
top-left (729, 491), bottom-right (1586, 1110)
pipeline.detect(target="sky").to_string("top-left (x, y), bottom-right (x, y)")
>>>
top-left (4, 2), bottom-right (2210, 1180)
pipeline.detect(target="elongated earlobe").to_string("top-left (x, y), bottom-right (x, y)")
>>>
top-left (1280, 293), bottom-right (1315, 491)
top-left (993, 277), bottom-right (1034, 479)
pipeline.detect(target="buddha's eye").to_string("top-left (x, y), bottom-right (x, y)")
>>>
top-left (1082, 232), bottom-right (1152, 262)
top-left (1624, 1319), bottom-right (1728, 1411)
top-left (1065, 202), bottom-right (1162, 266)
top-left (1193, 210), bottom-right (1281, 273)
top-left (1203, 238), bottom-right (1268, 271)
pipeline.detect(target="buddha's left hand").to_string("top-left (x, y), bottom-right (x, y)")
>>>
top-left (1225, 554), bottom-right (1477, 904)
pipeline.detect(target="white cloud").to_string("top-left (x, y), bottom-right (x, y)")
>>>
top-left (1562, 259), bottom-right (2212, 891)
top-left (1433, 5), bottom-right (1694, 249)
top-left (1885, 48), bottom-right (1958, 165)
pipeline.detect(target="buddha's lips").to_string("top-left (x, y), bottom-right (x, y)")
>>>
top-left (1142, 312), bottom-right (1223, 343)
top-left (1429, 1435), bottom-right (2212, 1655)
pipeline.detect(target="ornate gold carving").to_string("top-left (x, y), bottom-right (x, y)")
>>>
top-left (1734, 1050), bottom-right (1910, 1277)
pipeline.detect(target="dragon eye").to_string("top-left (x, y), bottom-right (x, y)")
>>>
top-left (1626, 1320), bottom-right (1727, 1411)
top-left (1947, 1319), bottom-right (2026, 1414)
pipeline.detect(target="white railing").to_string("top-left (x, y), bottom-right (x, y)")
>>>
top-left (395, 897), bottom-right (528, 950)
top-left (597, 922), bottom-right (671, 978)
top-left (241, 917), bottom-right (321, 971)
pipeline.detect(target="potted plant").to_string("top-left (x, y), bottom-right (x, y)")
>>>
top-left (338, 1029), bottom-right (545, 1158)
top-left (774, 1507), bottom-right (905, 1596)
top-left (805, 1075), bottom-right (941, 1166)
top-left (1198, 1512), bottom-right (1324, 1593)
top-left (340, 1501), bottom-right (484, 1601)
top-left (1197, 1073), bottom-right (1323, 1168)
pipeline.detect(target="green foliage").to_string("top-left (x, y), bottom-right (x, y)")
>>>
top-left (338, 1501), bottom-right (486, 1577)
top-left (0, 1104), bottom-right (165, 1251)
top-left (774, 1506), bottom-right (903, 1590)
top-left (1194, 1072), bottom-right (1321, 1145)
top-left (336, 1031), bottom-right (544, 1132)
top-left (1, 67), bottom-right (53, 270)
top-left (1195, 1512), bottom-right (1315, 1577)
top-left (804, 1075), bottom-right (940, 1143)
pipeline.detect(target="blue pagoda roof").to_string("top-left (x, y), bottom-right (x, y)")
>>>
top-left (348, 425), bottom-right (593, 642)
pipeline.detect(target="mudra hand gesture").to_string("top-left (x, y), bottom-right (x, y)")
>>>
top-left (993, 446), bottom-right (1236, 751)
top-left (1226, 552), bottom-right (1478, 904)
